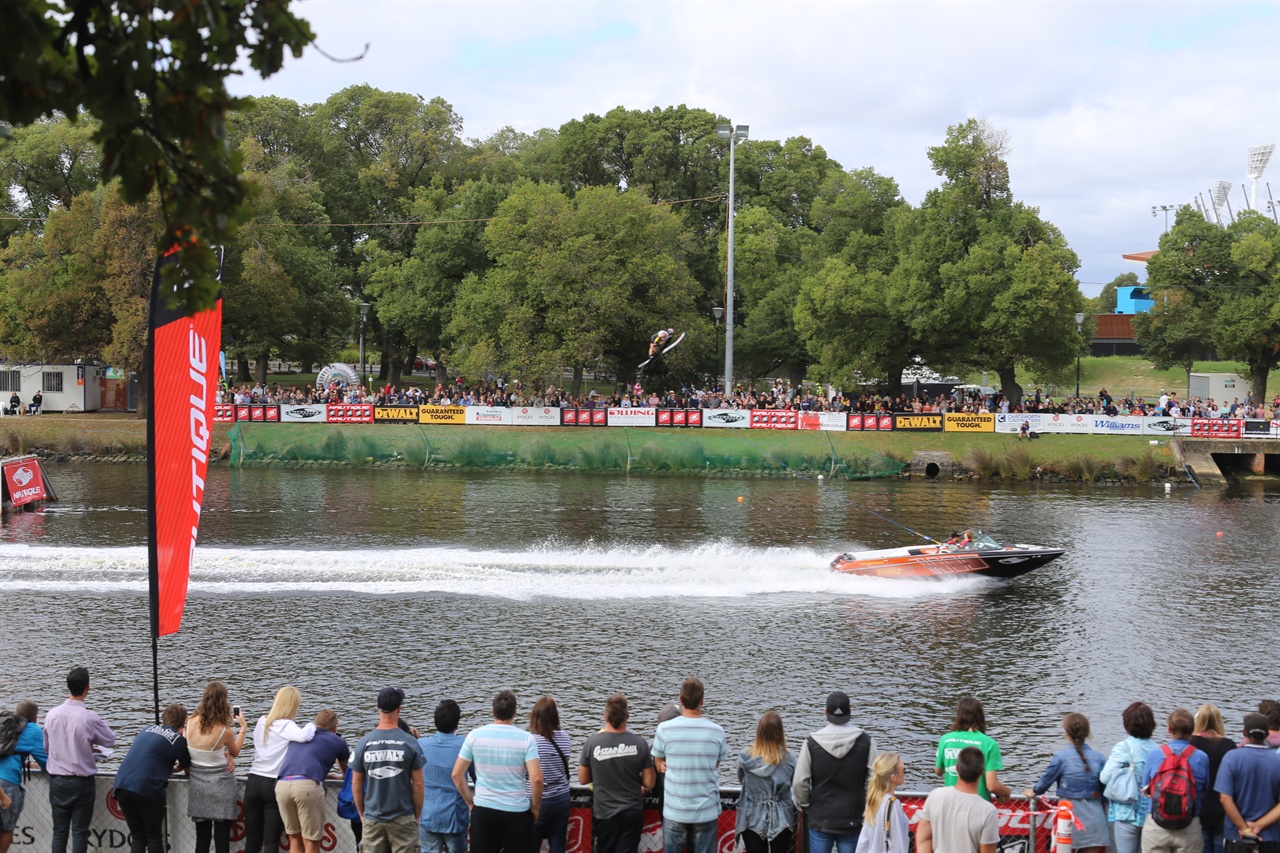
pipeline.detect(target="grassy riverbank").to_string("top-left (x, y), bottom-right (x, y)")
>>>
top-left (0, 413), bottom-right (1187, 482)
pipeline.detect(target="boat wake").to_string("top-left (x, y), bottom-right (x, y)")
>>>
top-left (0, 540), bottom-right (994, 600)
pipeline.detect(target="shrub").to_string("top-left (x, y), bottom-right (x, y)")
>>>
top-left (999, 446), bottom-right (1035, 481)
top-left (578, 442), bottom-right (625, 471)
top-left (450, 436), bottom-right (503, 467)
top-left (526, 439), bottom-right (574, 467)
top-left (964, 446), bottom-right (999, 478)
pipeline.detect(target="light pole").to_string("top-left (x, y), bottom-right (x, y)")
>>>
top-left (1074, 311), bottom-right (1085, 399)
top-left (712, 306), bottom-right (724, 388)
top-left (359, 302), bottom-right (370, 390)
top-left (717, 122), bottom-right (748, 393)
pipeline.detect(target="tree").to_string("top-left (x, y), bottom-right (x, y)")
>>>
top-left (1132, 289), bottom-right (1210, 395)
top-left (1, 0), bottom-right (313, 312)
top-left (0, 115), bottom-right (101, 225)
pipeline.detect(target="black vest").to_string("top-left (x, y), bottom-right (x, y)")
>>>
top-left (805, 732), bottom-right (870, 835)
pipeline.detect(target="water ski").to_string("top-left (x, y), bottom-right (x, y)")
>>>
top-left (638, 332), bottom-right (684, 369)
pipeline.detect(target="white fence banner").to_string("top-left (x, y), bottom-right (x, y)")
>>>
top-left (465, 406), bottom-right (514, 425)
top-left (797, 412), bottom-right (848, 431)
top-left (511, 406), bottom-right (562, 426)
top-left (1084, 415), bottom-right (1145, 435)
top-left (606, 407), bottom-right (656, 427)
top-left (279, 404), bottom-right (328, 423)
top-left (700, 409), bottom-right (752, 429)
top-left (1143, 416), bottom-right (1194, 436)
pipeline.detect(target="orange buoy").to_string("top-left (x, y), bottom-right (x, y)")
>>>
top-left (737, 496), bottom-right (744, 503)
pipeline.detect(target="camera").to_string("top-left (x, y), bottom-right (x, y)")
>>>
top-left (232, 705), bottom-right (241, 717)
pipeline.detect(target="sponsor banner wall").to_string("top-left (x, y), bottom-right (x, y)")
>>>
top-left (264, 406), bottom-right (279, 422)
top-left (798, 412), bottom-right (848, 432)
top-left (702, 409), bottom-right (751, 429)
top-left (419, 406), bottom-right (466, 425)
top-left (213, 404), bottom-right (235, 423)
top-left (750, 410), bottom-right (798, 430)
top-left (607, 407), bottom-right (656, 427)
top-left (374, 406), bottom-right (421, 423)
top-left (858, 415), bottom-right (894, 431)
top-left (1142, 417), bottom-right (1192, 436)
top-left (465, 406), bottom-right (514, 426)
top-left (279, 404), bottom-right (328, 423)
top-left (1190, 418), bottom-right (1243, 438)
top-left (686, 409), bottom-right (703, 427)
top-left (326, 404), bottom-right (374, 424)
top-left (511, 406), bottom-right (561, 426)
top-left (235, 405), bottom-right (250, 422)
top-left (1242, 419), bottom-right (1280, 438)
top-left (943, 413), bottom-right (995, 432)
top-left (892, 414), bottom-right (943, 432)
top-left (1085, 415), bottom-right (1144, 435)
top-left (656, 409), bottom-right (704, 427)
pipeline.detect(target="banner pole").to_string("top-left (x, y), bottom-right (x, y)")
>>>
top-left (146, 258), bottom-right (161, 726)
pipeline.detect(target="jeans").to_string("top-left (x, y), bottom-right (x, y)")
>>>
top-left (808, 828), bottom-right (859, 853)
top-left (1202, 824), bottom-right (1225, 853)
top-left (1114, 821), bottom-right (1144, 853)
top-left (114, 790), bottom-right (166, 853)
top-left (534, 792), bottom-right (571, 853)
top-left (662, 819), bottom-right (718, 853)
top-left (49, 775), bottom-right (96, 853)
top-left (243, 774), bottom-right (284, 853)
top-left (594, 808), bottom-right (644, 853)
top-left (419, 828), bottom-right (467, 853)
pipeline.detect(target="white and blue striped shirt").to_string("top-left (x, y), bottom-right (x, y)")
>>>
top-left (653, 715), bottom-right (727, 824)
top-left (459, 723), bottom-right (539, 813)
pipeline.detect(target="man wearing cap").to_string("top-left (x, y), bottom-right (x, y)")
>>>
top-left (792, 691), bottom-right (878, 853)
top-left (651, 678), bottom-right (727, 853)
top-left (352, 688), bottom-right (426, 853)
top-left (1214, 713), bottom-right (1280, 850)
top-left (451, 690), bottom-right (543, 853)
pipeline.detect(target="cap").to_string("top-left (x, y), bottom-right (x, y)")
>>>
top-left (657, 702), bottom-right (681, 725)
top-left (377, 686), bottom-right (405, 712)
top-left (825, 691), bottom-right (851, 724)
top-left (1244, 712), bottom-right (1270, 740)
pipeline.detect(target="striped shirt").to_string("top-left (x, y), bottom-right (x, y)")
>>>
top-left (652, 715), bottom-right (727, 824)
top-left (527, 731), bottom-right (573, 800)
top-left (459, 723), bottom-right (539, 813)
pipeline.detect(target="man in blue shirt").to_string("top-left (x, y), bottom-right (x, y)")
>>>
top-left (651, 678), bottom-right (727, 853)
top-left (1141, 707), bottom-right (1210, 853)
top-left (1215, 713), bottom-right (1280, 846)
top-left (276, 710), bottom-right (349, 853)
top-left (1, 701), bottom-right (47, 853)
top-left (417, 700), bottom-right (469, 853)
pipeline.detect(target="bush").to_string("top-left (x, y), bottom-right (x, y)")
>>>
top-left (526, 439), bottom-right (575, 467)
top-left (578, 442), bottom-right (625, 471)
top-left (999, 446), bottom-right (1035, 481)
top-left (964, 446), bottom-right (999, 478)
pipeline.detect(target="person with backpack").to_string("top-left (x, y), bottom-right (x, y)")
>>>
top-left (1141, 708), bottom-right (1209, 853)
top-left (1, 701), bottom-right (47, 853)
top-left (1101, 702), bottom-right (1160, 853)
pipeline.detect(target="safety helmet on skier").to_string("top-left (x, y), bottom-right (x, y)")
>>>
top-left (667, 328), bottom-right (674, 334)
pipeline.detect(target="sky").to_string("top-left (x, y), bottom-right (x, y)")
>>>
top-left (228, 0), bottom-right (1280, 297)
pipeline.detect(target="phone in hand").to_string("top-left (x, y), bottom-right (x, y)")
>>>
top-left (232, 705), bottom-right (241, 718)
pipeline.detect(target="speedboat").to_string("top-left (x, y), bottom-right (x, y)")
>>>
top-left (830, 530), bottom-right (1064, 580)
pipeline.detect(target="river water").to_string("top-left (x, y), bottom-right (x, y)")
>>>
top-left (1, 463), bottom-right (1276, 789)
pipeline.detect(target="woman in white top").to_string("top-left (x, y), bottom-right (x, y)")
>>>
top-left (243, 686), bottom-right (315, 853)
top-left (856, 752), bottom-right (908, 853)
top-left (186, 682), bottom-right (247, 853)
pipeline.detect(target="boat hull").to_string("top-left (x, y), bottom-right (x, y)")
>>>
top-left (830, 545), bottom-right (1064, 580)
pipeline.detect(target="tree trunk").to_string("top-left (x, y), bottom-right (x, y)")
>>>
top-left (388, 354), bottom-right (404, 388)
top-left (570, 366), bottom-right (584, 398)
top-left (236, 355), bottom-right (250, 382)
top-left (378, 344), bottom-right (390, 381)
top-left (255, 350), bottom-right (268, 385)
top-left (404, 345), bottom-right (418, 375)
top-left (435, 364), bottom-right (448, 387)
top-left (1250, 365), bottom-right (1270, 405)
top-left (997, 365), bottom-right (1021, 406)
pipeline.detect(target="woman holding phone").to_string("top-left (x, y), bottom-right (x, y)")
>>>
top-left (186, 682), bottom-right (247, 853)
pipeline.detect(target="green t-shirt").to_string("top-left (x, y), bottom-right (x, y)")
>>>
top-left (935, 729), bottom-right (1003, 801)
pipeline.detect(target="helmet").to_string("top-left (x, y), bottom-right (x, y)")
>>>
top-left (667, 328), bottom-right (674, 334)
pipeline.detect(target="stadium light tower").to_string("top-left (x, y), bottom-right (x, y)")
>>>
top-left (717, 122), bottom-right (748, 393)
top-left (1247, 144), bottom-right (1275, 210)
top-left (1211, 180), bottom-right (1232, 225)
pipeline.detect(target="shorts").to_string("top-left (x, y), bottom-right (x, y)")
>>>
top-left (0, 780), bottom-right (24, 832)
top-left (274, 779), bottom-right (326, 840)
top-left (363, 813), bottom-right (420, 853)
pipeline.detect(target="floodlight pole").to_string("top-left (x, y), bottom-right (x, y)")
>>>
top-left (1151, 204), bottom-right (1177, 233)
top-left (1074, 312), bottom-right (1086, 399)
top-left (1246, 144), bottom-right (1275, 210)
top-left (718, 122), bottom-right (748, 394)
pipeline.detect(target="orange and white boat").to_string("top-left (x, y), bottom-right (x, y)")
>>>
top-left (830, 529), bottom-right (1064, 580)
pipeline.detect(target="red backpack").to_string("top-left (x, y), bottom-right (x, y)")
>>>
top-left (1149, 744), bottom-right (1199, 830)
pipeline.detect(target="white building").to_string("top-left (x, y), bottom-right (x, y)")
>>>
top-left (0, 364), bottom-right (103, 413)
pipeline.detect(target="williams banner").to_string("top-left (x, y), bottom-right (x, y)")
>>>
top-left (147, 247), bottom-right (223, 638)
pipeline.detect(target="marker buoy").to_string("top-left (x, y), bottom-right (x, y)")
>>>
top-left (1217, 531), bottom-right (1223, 537)
top-left (817, 474), bottom-right (824, 480)
top-left (1054, 800), bottom-right (1075, 853)
top-left (737, 496), bottom-right (744, 503)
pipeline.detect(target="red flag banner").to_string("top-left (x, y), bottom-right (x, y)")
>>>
top-left (2, 456), bottom-right (48, 507)
top-left (147, 247), bottom-right (223, 638)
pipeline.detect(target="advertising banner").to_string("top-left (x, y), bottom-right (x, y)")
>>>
top-left (750, 410), bottom-right (798, 430)
top-left (326, 404), bottom-right (374, 424)
top-left (1142, 416), bottom-right (1193, 436)
top-left (264, 406), bottom-right (279, 422)
top-left (1085, 415), bottom-right (1145, 435)
top-left (561, 409), bottom-right (581, 425)
top-left (944, 413), bottom-right (995, 432)
top-left (2, 456), bottom-right (47, 507)
top-left (847, 414), bottom-right (864, 431)
top-left (213, 405), bottom-right (235, 423)
top-left (1242, 419), bottom-right (1279, 438)
top-left (892, 414), bottom-right (943, 432)
top-left (280, 404), bottom-right (328, 423)
top-left (607, 407), bottom-right (656, 426)
top-left (374, 406), bottom-right (421, 423)
top-left (702, 410), bottom-right (751, 429)
top-left (797, 411), bottom-right (848, 431)
top-left (858, 415), bottom-right (894, 431)
top-left (686, 409), bottom-right (702, 427)
top-left (465, 406), bottom-right (514, 426)
top-left (235, 405), bottom-right (251, 422)
top-left (657, 409), bottom-right (704, 427)
top-left (591, 409), bottom-right (608, 426)
top-left (1190, 418), bottom-right (1243, 438)
top-left (511, 406), bottom-right (561, 426)
top-left (250, 406), bottom-right (267, 422)
top-left (419, 406), bottom-right (467, 425)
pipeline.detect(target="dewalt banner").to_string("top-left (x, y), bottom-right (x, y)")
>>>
top-left (944, 413), bottom-right (995, 432)
top-left (892, 414), bottom-right (943, 431)
top-left (419, 406), bottom-right (467, 424)
top-left (375, 406), bottom-right (421, 423)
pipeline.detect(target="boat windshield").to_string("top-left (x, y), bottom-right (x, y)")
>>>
top-left (966, 530), bottom-right (1000, 549)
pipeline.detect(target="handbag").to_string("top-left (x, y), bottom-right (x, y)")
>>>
top-left (1103, 742), bottom-right (1141, 804)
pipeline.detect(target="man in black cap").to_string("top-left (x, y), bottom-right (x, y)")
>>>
top-left (352, 688), bottom-right (426, 853)
top-left (792, 691), bottom-right (878, 853)
top-left (1214, 713), bottom-right (1280, 849)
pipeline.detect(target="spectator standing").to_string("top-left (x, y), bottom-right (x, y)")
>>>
top-left (276, 710), bottom-right (348, 853)
top-left (1141, 708), bottom-right (1209, 853)
top-left (916, 746), bottom-right (999, 853)
top-left (418, 700), bottom-right (470, 853)
top-left (793, 691), bottom-right (878, 853)
top-left (528, 697), bottom-right (572, 853)
top-left (1101, 702), bottom-right (1160, 853)
top-left (1190, 704), bottom-right (1237, 853)
top-left (244, 686), bottom-right (316, 853)
top-left (736, 710), bottom-right (796, 853)
top-left (452, 690), bottom-right (542, 853)
top-left (578, 694), bottom-right (655, 853)
top-left (1215, 713), bottom-right (1280, 849)
top-left (855, 753), bottom-right (908, 853)
top-left (112, 704), bottom-right (191, 853)
top-left (1024, 713), bottom-right (1108, 853)
top-left (44, 666), bottom-right (116, 853)
top-left (352, 688), bottom-right (425, 853)
top-left (651, 678), bottom-right (727, 853)
top-left (186, 682), bottom-right (247, 853)
top-left (935, 697), bottom-right (1011, 803)
top-left (1254, 701), bottom-right (1280, 749)
top-left (0, 701), bottom-right (46, 853)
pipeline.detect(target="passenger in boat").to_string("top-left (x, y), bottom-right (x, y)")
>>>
top-left (959, 530), bottom-right (976, 550)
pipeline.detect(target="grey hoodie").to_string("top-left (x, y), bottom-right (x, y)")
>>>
top-left (791, 722), bottom-right (878, 810)
top-left (736, 750), bottom-right (797, 839)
